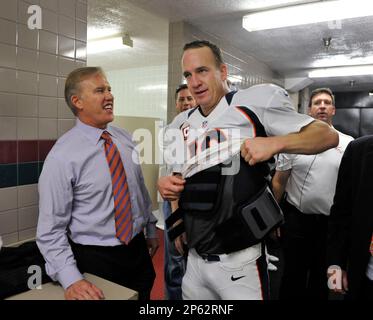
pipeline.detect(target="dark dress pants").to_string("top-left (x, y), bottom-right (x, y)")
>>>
top-left (70, 232), bottom-right (155, 300)
top-left (279, 201), bottom-right (329, 300)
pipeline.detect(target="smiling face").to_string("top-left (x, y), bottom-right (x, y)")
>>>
top-left (176, 87), bottom-right (196, 113)
top-left (182, 46), bottom-right (228, 115)
top-left (308, 92), bottom-right (335, 126)
top-left (72, 73), bottom-right (114, 129)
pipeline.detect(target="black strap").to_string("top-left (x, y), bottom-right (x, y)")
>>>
top-left (167, 222), bottom-right (185, 242)
top-left (165, 207), bottom-right (184, 229)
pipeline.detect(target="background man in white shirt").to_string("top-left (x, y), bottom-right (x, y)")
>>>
top-left (272, 87), bottom-right (353, 300)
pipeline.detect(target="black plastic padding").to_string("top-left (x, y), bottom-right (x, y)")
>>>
top-left (167, 222), bottom-right (185, 242)
top-left (179, 164), bottom-right (224, 214)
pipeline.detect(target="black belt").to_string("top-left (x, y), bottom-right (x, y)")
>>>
top-left (199, 253), bottom-right (221, 262)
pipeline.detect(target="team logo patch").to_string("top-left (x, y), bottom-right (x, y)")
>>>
top-left (202, 120), bottom-right (208, 128)
top-left (180, 122), bottom-right (190, 140)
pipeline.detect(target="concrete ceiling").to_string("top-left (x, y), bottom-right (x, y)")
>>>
top-left (88, 0), bottom-right (373, 92)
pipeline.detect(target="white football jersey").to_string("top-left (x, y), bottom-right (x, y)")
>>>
top-left (163, 84), bottom-right (314, 177)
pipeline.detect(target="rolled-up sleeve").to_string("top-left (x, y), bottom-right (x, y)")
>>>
top-left (36, 155), bottom-right (83, 289)
top-left (276, 153), bottom-right (295, 171)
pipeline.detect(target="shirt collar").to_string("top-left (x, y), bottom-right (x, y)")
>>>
top-left (75, 118), bottom-right (117, 145)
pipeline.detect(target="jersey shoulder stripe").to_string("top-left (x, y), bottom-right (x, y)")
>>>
top-left (235, 106), bottom-right (267, 137)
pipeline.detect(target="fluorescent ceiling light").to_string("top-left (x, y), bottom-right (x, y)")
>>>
top-left (87, 27), bottom-right (121, 40)
top-left (87, 37), bottom-right (130, 54)
top-left (245, 0), bottom-right (304, 10)
top-left (243, 0), bottom-right (373, 32)
top-left (312, 54), bottom-right (373, 68)
top-left (308, 65), bottom-right (373, 78)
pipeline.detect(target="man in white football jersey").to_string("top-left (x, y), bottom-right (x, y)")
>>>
top-left (158, 40), bottom-right (338, 300)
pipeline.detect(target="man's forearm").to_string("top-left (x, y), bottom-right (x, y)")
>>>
top-left (275, 120), bottom-right (338, 155)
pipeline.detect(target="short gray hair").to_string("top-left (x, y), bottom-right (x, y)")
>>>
top-left (64, 67), bottom-right (105, 115)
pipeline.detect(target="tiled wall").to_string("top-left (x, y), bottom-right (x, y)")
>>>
top-left (0, 0), bottom-right (87, 245)
top-left (167, 21), bottom-right (284, 123)
top-left (106, 65), bottom-right (168, 122)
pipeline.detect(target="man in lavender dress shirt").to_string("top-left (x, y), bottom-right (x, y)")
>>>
top-left (36, 67), bottom-right (159, 300)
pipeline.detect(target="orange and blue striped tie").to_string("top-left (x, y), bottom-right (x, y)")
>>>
top-left (102, 131), bottom-right (133, 244)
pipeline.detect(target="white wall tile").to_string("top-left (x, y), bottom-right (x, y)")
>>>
top-left (0, 68), bottom-right (17, 93)
top-left (17, 70), bottom-right (38, 95)
top-left (17, 117), bottom-right (38, 140)
top-left (58, 57), bottom-right (75, 77)
top-left (0, 187), bottom-right (18, 212)
top-left (0, 43), bottom-right (16, 69)
top-left (58, 0), bottom-right (76, 18)
top-left (39, 74), bottom-right (58, 97)
top-left (18, 0), bottom-right (32, 26)
top-left (18, 227), bottom-right (37, 241)
top-left (75, 60), bottom-right (86, 69)
top-left (76, 1), bottom-right (87, 22)
top-left (39, 96), bottom-right (58, 118)
top-left (20, 0), bottom-right (41, 4)
top-left (0, 93), bottom-right (17, 116)
top-left (59, 15), bottom-right (75, 39)
top-left (39, 0), bottom-right (58, 12)
top-left (58, 98), bottom-right (74, 119)
top-left (0, 19), bottom-right (16, 45)
top-left (42, 9), bottom-right (58, 34)
top-left (18, 206), bottom-right (39, 230)
top-left (1, 232), bottom-right (18, 245)
top-left (106, 66), bottom-right (168, 120)
top-left (58, 35), bottom-right (75, 58)
top-left (16, 48), bottom-right (38, 73)
top-left (17, 94), bottom-right (38, 117)
top-left (0, 0), bottom-right (17, 21)
top-left (39, 118), bottom-right (58, 139)
top-left (38, 52), bottom-right (58, 75)
top-left (18, 184), bottom-right (38, 208)
top-left (58, 119), bottom-right (75, 137)
top-left (75, 40), bottom-right (86, 61)
top-left (17, 23), bottom-right (38, 50)
top-left (76, 20), bottom-right (87, 42)
top-left (0, 210), bottom-right (18, 235)
top-left (57, 77), bottom-right (65, 98)
top-left (39, 30), bottom-right (57, 54)
top-left (0, 117), bottom-right (17, 139)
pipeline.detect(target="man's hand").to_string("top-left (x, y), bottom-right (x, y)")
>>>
top-left (157, 175), bottom-right (185, 201)
top-left (240, 137), bottom-right (279, 166)
top-left (267, 254), bottom-right (280, 272)
top-left (327, 265), bottom-right (348, 294)
top-left (147, 237), bottom-right (159, 258)
top-left (175, 232), bottom-right (188, 256)
top-left (65, 279), bottom-right (105, 300)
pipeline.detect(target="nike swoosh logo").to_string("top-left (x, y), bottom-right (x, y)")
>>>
top-left (231, 275), bottom-right (246, 281)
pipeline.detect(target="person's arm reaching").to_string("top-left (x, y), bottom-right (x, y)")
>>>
top-left (241, 120), bottom-right (339, 165)
top-left (272, 169), bottom-right (291, 203)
